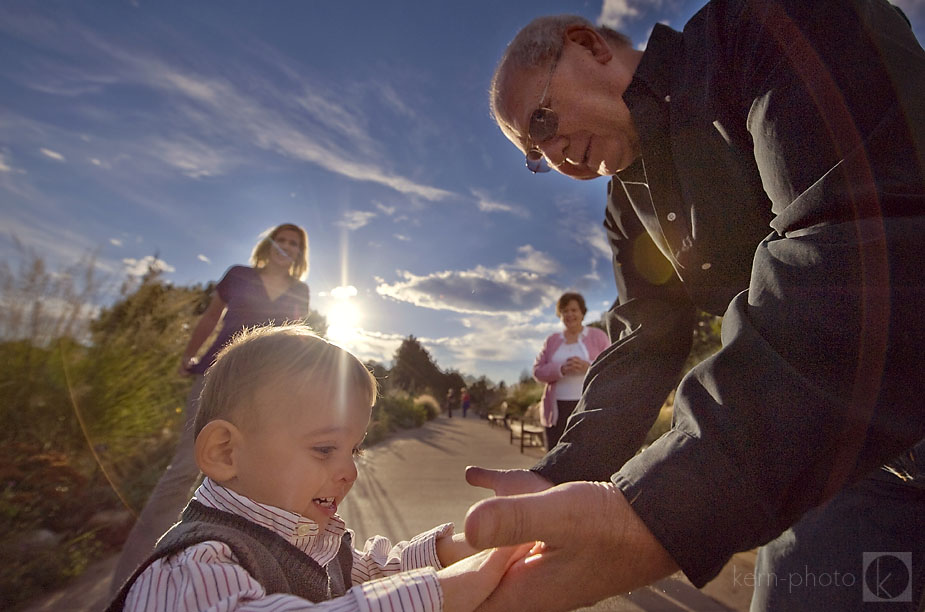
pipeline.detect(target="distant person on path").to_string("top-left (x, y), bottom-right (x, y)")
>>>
top-left (465, 3), bottom-right (925, 611)
top-left (445, 387), bottom-right (456, 418)
top-left (532, 292), bottom-right (609, 450)
top-left (109, 325), bottom-right (524, 612)
top-left (461, 388), bottom-right (471, 418)
top-left (111, 223), bottom-right (312, 592)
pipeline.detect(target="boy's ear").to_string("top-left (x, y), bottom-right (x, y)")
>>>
top-left (195, 420), bottom-right (243, 482)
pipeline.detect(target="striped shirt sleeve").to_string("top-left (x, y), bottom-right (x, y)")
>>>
top-left (350, 523), bottom-right (453, 584)
top-left (123, 540), bottom-right (444, 612)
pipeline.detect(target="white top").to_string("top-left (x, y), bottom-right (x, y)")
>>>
top-left (551, 332), bottom-right (591, 401)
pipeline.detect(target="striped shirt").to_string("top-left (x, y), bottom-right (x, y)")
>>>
top-left (123, 478), bottom-right (450, 612)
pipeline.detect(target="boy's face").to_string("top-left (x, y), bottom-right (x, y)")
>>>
top-left (226, 379), bottom-right (371, 530)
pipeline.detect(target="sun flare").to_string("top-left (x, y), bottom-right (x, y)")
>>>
top-left (326, 286), bottom-right (362, 346)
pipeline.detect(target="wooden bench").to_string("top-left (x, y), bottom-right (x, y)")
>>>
top-left (508, 403), bottom-right (544, 453)
top-left (486, 402), bottom-right (510, 428)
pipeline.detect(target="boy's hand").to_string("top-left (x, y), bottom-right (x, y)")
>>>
top-left (435, 532), bottom-right (478, 567)
top-left (436, 545), bottom-right (531, 612)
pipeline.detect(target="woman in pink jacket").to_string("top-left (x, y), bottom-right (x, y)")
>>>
top-left (533, 292), bottom-right (610, 450)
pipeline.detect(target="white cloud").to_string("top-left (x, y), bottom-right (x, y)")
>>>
top-left (330, 285), bottom-right (358, 299)
top-left (598, 0), bottom-right (642, 29)
top-left (2, 18), bottom-right (456, 201)
top-left (597, 0), bottom-right (684, 30)
top-left (122, 255), bottom-right (175, 276)
top-left (109, 238), bottom-right (123, 246)
top-left (336, 210), bottom-right (377, 231)
top-left (471, 189), bottom-right (529, 218)
top-left (40, 148), bottom-right (66, 161)
top-left (505, 244), bottom-right (560, 275)
top-left (152, 137), bottom-right (232, 179)
top-left (375, 201), bottom-right (396, 216)
top-left (0, 152), bottom-right (11, 172)
top-left (132, 58), bottom-right (454, 200)
top-left (197, 253), bottom-right (210, 263)
top-left (393, 234), bottom-right (410, 242)
top-left (376, 264), bottom-right (559, 316)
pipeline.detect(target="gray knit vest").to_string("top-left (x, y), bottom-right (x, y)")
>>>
top-left (107, 500), bottom-right (353, 611)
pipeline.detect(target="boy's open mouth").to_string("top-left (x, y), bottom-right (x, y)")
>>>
top-left (312, 497), bottom-right (337, 514)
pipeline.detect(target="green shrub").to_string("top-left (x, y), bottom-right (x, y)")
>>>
top-left (376, 393), bottom-right (426, 429)
top-left (413, 394), bottom-right (439, 421)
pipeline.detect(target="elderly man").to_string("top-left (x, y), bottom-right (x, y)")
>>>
top-left (465, 1), bottom-right (925, 610)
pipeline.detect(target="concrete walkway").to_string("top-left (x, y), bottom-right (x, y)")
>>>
top-left (25, 414), bottom-right (756, 611)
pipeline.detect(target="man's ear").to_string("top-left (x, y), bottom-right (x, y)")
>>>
top-left (564, 25), bottom-right (613, 64)
top-left (195, 420), bottom-right (242, 482)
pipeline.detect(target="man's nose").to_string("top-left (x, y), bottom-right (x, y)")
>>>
top-left (537, 135), bottom-right (568, 167)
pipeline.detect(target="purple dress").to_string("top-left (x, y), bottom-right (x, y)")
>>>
top-left (189, 265), bottom-right (310, 374)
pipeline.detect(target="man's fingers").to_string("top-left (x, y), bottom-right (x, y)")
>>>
top-left (465, 466), bottom-right (554, 497)
top-left (465, 466), bottom-right (501, 491)
top-left (465, 490), bottom-right (557, 550)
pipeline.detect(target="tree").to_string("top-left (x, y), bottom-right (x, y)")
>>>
top-left (389, 336), bottom-right (443, 395)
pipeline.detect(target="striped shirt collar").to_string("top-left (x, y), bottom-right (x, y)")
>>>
top-left (194, 477), bottom-right (349, 566)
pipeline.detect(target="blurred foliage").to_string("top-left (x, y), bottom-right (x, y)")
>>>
top-left (365, 391), bottom-right (438, 446)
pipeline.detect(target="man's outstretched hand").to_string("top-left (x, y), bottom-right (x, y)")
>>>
top-left (463, 481), bottom-right (679, 612)
top-left (465, 466), bottom-right (553, 497)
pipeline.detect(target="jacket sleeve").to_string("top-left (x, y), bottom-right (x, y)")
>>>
top-left (532, 334), bottom-right (562, 383)
top-left (533, 179), bottom-right (696, 484)
top-left (612, 0), bottom-right (925, 587)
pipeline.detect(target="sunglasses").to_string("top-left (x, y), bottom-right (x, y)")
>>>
top-left (525, 53), bottom-right (562, 174)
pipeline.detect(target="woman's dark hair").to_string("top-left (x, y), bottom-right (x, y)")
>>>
top-left (556, 292), bottom-right (587, 316)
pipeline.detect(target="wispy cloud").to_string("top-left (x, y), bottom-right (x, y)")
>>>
top-left (123, 255), bottom-right (175, 276)
top-left (337, 210), bottom-right (377, 231)
top-left (375, 201), bottom-right (396, 216)
top-left (393, 234), bottom-right (410, 242)
top-left (505, 245), bottom-right (560, 275)
top-left (0, 152), bottom-right (11, 172)
top-left (0, 10), bottom-right (456, 201)
top-left (330, 285), bottom-right (358, 299)
top-left (597, 0), bottom-right (684, 29)
top-left (197, 254), bottom-right (210, 263)
top-left (151, 137), bottom-right (234, 179)
top-left (471, 189), bottom-right (529, 218)
top-left (376, 263), bottom-right (559, 316)
top-left (109, 238), bottom-right (123, 246)
top-left (40, 148), bottom-right (65, 161)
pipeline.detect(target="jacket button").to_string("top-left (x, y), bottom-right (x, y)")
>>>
top-left (701, 262), bottom-right (712, 270)
top-left (667, 212), bottom-right (677, 221)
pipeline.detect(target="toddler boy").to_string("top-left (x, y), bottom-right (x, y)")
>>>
top-left (108, 325), bottom-right (518, 611)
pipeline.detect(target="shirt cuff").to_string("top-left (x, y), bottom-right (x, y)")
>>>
top-left (402, 523), bottom-right (454, 570)
top-left (611, 430), bottom-right (771, 587)
top-left (354, 568), bottom-right (443, 612)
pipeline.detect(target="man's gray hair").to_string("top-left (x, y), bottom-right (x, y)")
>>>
top-left (490, 15), bottom-right (631, 122)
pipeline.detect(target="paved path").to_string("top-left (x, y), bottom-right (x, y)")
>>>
top-left (25, 414), bottom-right (756, 611)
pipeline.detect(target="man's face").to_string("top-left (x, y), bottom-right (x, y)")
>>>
top-left (226, 381), bottom-right (371, 530)
top-left (495, 32), bottom-right (639, 179)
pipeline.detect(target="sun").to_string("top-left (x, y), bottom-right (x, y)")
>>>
top-left (326, 287), bottom-right (362, 346)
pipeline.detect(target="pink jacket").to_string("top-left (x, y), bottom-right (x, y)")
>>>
top-left (533, 326), bottom-right (610, 427)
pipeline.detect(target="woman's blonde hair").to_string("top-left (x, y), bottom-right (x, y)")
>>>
top-left (250, 223), bottom-right (310, 280)
top-left (194, 324), bottom-right (377, 437)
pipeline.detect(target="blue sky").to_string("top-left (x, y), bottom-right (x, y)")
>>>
top-left (2, 1), bottom-right (923, 384)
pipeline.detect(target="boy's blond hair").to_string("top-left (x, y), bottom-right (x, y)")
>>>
top-left (194, 325), bottom-right (377, 437)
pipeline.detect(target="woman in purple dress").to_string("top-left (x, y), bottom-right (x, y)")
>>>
top-left (111, 223), bottom-right (310, 592)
